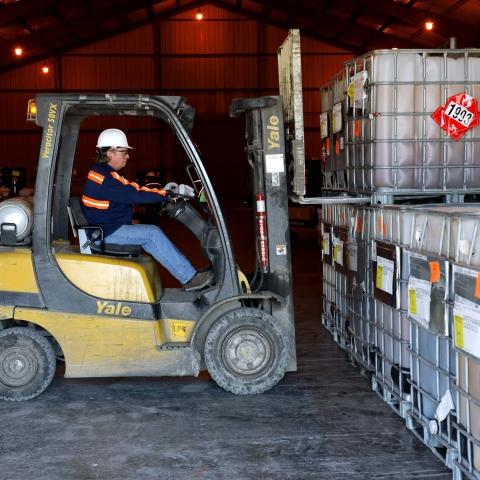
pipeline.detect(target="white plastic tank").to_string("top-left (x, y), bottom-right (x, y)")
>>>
top-left (457, 351), bottom-right (480, 472)
top-left (341, 48), bottom-right (480, 194)
top-left (0, 198), bottom-right (33, 242)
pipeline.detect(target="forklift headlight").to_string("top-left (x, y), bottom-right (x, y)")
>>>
top-left (26, 98), bottom-right (37, 122)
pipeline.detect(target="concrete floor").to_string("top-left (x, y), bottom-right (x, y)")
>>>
top-left (0, 214), bottom-right (451, 480)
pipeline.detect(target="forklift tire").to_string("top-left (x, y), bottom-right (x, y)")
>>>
top-left (0, 327), bottom-right (56, 402)
top-left (204, 308), bottom-right (290, 395)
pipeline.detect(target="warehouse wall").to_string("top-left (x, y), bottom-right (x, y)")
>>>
top-left (0, 4), bottom-right (352, 203)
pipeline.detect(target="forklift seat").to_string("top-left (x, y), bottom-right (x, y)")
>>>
top-left (67, 197), bottom-right (143, 257)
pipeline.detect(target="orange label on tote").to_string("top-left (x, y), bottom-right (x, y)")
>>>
top-left (376, 218), bottom-right (387, 237)
top-left (354, 119), bottom-right (361, 137)
top-left (475, 273), bottom-right (480, 299)
top-left (356, 218), bottom-right (363, 234)
top-left (429, 261), bottom-right (440, 283)
top-left (335, 139), bottom-right (340, 155)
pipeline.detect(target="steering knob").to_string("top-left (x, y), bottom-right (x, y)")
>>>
top-left (166, 199), bottom-right (186, 219)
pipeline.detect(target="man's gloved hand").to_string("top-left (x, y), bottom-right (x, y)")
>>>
top-left (164, 182), bottom-right (194, 199)
top-left (165, 190), bottom-right (177, 201)
top-left (164, 182), bottom-right (178, 193)
top-left (178, 184), bottom-right (195, 197)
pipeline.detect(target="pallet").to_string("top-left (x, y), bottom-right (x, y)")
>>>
top-left (371, 349), bottom-right (412, 420)
top-left (320, 187), bottom-right (480, 206)
top-left (406, 410), bottom-right (458, 472)
top-left (372, 374), bottom-right (412, 419)
top-left (451, 422), bottom-right (480, 480)
top-left (321, 313), bottom-right (335, 335)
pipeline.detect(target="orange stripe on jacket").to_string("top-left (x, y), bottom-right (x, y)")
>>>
top-left (140, 186), bottom-right (167, 195)
top-left (87, 171), bottom-right (105, 184)
top-left (111, 172), bottom-right (166, 196)
top-left (110, 171), bottom-right (130, 186)
top-left (82, 195), bottom-right (110, 210)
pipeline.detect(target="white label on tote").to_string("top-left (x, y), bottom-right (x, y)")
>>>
top-left (332, 103), bottom-right (342, 133)
top-left (376, 256), bottom-right (394, 295)
top-left (322, 232), bottom-right (330, 256)
top-left (320, 112), bottom-right (328, 139)
top-left (348, 240), bottom-right (358, 272)
top-left (408, 276), bottom-right (432, 329)
top-left (453, 295), bottom-right (480, 360)
top-left (349, 71), bottom-right (368, 107)
top-left (435, 390), bottom-right (455, 422)
top-left (333, 237), bottom-right (344, 266)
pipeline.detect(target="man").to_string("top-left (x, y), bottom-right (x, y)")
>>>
top-left (82, 128), bottom-right (213, 291)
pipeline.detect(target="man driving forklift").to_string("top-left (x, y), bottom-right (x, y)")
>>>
top-left (82, 128), bottom-right (214, 291)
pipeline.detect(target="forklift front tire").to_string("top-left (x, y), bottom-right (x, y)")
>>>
top-left (0, 327), bottom-right (57, 402)
top-left (204, 308), bottom-right (289, 395)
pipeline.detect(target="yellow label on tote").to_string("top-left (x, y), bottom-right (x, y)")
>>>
top-left (334, 246), bottom-right (340, 262)
top-left (454, 314), bottom-right (464, 349)
top-left (409, 289), bottom-right (417, 315)
top-left (376, 265), bottom-right (384, 289)
top-left (322, 239), bottom-right (326, 252)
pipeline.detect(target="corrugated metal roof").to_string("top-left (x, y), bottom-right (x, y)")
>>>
top-left (0, 0), bottom-right (478, 75)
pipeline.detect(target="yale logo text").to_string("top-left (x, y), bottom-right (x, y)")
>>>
top-left (267, 114), bottom-right (280, 149)
top-left (96, 300), bottom-right (132, 316)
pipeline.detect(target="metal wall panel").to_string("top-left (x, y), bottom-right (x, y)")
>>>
top-left (71, 25), bottom-right (154, 54)
top-left (62, 56), bottom-right (156, 90)
top-left (0, 92), bottom-right (45, 129)
top-left (160, 19), bottom-right (258, 54)
top-left (0, 61), bottom-right (56, 90)
top-left (0, 131), bottom-right (41, 185)
top-left (160, 57), bottom-right (258, 90)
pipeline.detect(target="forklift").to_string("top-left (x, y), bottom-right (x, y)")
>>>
top-left (0, 94), bottom-right (296, 401)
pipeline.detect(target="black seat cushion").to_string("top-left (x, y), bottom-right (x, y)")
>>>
top-left (69, 197), bottom-right (142, 257)
top-left (90, 242), bottom-right (143, 256)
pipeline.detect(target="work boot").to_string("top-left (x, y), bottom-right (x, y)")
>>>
top-left (183, 269), bottom-right (214, 292)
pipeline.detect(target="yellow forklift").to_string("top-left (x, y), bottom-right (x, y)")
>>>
top-left (0, 94), bottom-right (296, 400)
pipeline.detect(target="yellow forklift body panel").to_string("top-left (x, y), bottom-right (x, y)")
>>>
top-left (0, 249), bottom-right (39, 293)
top-left (55, 250), bottom-right (161, 303)
top-left (0, 305), bottom-right (14, 319)
top-left (153, 318), bottom-right (195, 344)
top-left (14, 308), bottom-right (198, 377)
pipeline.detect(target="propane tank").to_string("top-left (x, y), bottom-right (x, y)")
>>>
top-left (0, 197), bottom-right (33, 242)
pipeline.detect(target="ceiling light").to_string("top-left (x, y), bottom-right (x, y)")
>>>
top-left (14, 47), bottom-right (23, 56)
top-left (41, 63), bottom-right (49, 74)
top-left (195, 9), bottom-right (203, 20)
top-left (425, 20), bottom-right (434, 31)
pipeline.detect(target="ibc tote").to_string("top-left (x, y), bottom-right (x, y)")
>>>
top-left (449, 211), bottom-right (480, 479)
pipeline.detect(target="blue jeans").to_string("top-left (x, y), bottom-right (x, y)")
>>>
top-left (105, 224), bottom-right (196, 284)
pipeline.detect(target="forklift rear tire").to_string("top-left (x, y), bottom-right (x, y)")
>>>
top-left (0, 327), bottom-right (56, 402)
top-left (204, 308), bottom-right (290, 395)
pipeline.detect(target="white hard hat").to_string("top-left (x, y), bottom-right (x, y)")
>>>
top-left (96, 128), bottom-right (133, 149)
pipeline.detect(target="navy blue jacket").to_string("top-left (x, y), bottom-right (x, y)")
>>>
top-left (82, 163), bottom-right (168, 237)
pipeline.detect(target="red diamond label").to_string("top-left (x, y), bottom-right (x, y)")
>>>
top-left (431, 93), bottom-right (480, 141)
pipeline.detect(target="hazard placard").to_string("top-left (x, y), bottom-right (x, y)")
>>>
top-left (431, 93), bottom-right (480, 141)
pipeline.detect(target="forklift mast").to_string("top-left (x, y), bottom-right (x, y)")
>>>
top-left (231, 96), bottom-right (296, 360)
